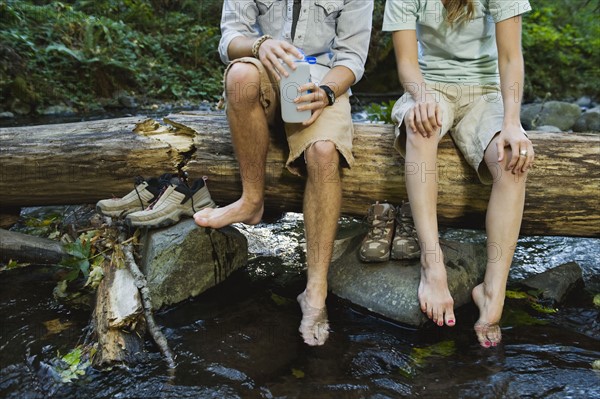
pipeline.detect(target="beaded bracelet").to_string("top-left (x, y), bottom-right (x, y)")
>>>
top-left (252, 34), bottom-right (272, 58)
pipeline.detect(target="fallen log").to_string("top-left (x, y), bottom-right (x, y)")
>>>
top-left (0, 228), bottom-right (68, 264)
top-left (90, 256), bottom-right (146, 366)
top-left (0, 113), bottom-right (598, 237)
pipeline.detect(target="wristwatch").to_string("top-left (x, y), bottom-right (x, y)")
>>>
top-left (319, 85), bottom-right (336, 106)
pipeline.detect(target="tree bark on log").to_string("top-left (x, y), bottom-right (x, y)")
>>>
top-left (0, 228), bottom-right (68, 264)
top-left (91, 259), bottom-right (146, 366)
top-left (0, 113), bottom-right (598, 237)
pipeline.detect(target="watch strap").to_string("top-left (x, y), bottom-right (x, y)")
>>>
top-left (319, 85), bottom-right (335, 106)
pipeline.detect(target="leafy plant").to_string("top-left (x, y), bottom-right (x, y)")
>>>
top-left (365, 100), bottom-right (396, 124)
top-left (0, 0), bottom-right (225, 112)
top-left (521, 0), bottom-right (600, 100)
top-left (59, 230), bottom-right (105, 283)
top-left (55, 346), bottom-right (95, 383)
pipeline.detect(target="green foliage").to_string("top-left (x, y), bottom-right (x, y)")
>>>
top-left (361, 0), bottom-right (599, 101)
top-left (505, 288), bottom-right (558, 314)
top-left (59, 231), bottom-right (104, 283)
top-left (55, 346), bottom-right (95, 383)
top-left (501, 307), bottom-right (549, 327)
top-left (522, 0), bottom-right (600, 101)
top-left (364, 99), bottom-right (396, 124)
top-left (2, 0), bottom-right (597, 111)
top-left (593, 294), bottom-right (600, 308)
top-left (399, 340), bottom-right (455, 377)
top-left (21, 213), bottom-right (62, 237)
top-left (0, 0), bottom-right (225, 111)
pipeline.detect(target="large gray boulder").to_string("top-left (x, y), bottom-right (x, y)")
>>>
top-left (519, 261), bottom-right (583, 304)
top-left (328, 234), bottom-right (487, 327)
top-left (140, 220), bottom-right (248, 309)
top-left (521, 101), bottom-right (582, 131)
top-left (573, 107), bottom-right (600, 132)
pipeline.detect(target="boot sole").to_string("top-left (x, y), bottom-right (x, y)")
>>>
top-left (390, 251), bottom-right (421, 260)
top-left (96, 204), bottom-right (145, 218)
top-left (359, 253), bottom-right (390, 263)
top-left (125, 200), bottom-right (216, 229)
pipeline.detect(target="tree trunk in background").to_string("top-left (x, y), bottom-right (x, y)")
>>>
top-left (0, 113), bottom-right (598, 237)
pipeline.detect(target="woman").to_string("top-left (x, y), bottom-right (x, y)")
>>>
top-left (383, 0), bottom-right (534, 347)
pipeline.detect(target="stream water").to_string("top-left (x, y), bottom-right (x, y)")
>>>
top-left (1, 211), bottom-right (599, 399)
top-left (2, 110), bottom-right (600, 397)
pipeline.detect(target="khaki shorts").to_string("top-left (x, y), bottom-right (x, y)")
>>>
top-left (391, 82), bottom-right (506, 184)
top-left (223, 57), bottom-right (354, 177)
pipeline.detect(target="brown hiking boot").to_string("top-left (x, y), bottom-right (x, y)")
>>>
top-left (359, 202), bottom-right (396, 263)
top-left (391, 202), bottom-right (421, 260)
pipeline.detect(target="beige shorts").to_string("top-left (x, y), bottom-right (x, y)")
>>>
top-left (391, 82), bottom-right (506, 184)
top-left (223, 57), bottom-right (354, 177)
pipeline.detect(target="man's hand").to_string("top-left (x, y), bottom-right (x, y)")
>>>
top-left (294, 82), bottom-right (330, 127)
top-left (406, 99), bottom-right (443, 138)
top-left (496, 125), bottom-right (534, 174)
top-left (257, 39), bottom-right (304, 80)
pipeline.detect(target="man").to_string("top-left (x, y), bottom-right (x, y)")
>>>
top-left (194, 0), bottom-right (373, 346)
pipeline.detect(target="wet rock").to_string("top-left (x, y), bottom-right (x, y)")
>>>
top-left (116, 92), bottom-right (138, 108)
top-left (521, 101), bottom-right (581, 131)
top-left (520, 261), bottom-right (583, 304)
top-left (140, 220), bottom-right (248, 309)
top-left (328, 234), bottom-right (487, 327)
top-left (536, 125), bottom-right (562, 133)
top-left (575, 96), bottom-right (593, 108)
top-left (10, 98), bottom-right (31, 115)
top-left (37, 105), bottom-right (77, 116)
top-left (573, 107), bottom-right (600, 133)
top-left (0, 111), bottom-right (14, 119)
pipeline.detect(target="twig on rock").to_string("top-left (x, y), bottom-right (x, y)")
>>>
top-left (122, 243), bottom-right (176, 370)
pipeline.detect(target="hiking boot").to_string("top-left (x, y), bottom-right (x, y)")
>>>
top-left (125, 178), bottom-right (215, 228)
top-left (391, 202), bottom-right (421, 260)
top-left (359, 202), bottom-right (396, 263)
top-left (96, 174), bottom-right (178, 217)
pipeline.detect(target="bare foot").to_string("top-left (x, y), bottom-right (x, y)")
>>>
top-left (472, 283), bottom-right (504, 348)
top-left (297, 291), bottom-right (329, 346)
top-left (193, 198), bottom-right (263, 228)
top-left (418, 264), bottom-right (456, 327)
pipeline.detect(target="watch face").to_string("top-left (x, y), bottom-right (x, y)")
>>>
top-left (328, 92), bottom-right (335, 104)
top-left (319, 85), bottom-right (335, 106)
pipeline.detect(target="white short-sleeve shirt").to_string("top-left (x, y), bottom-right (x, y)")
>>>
top-left (383, 0), bottom-right (532, 84)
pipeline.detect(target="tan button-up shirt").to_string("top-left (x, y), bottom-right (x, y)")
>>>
top-left (219, 0), bottom-right (373, 84)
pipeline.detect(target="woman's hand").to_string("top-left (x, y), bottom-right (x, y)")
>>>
top-left (257, 39), bottom-right (303, 80)
top-left (496, 125), bottom-right (534, 174)
top-left (406, 99), bottom-right (443, 138)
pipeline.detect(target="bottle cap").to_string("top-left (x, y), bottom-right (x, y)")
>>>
top-left (305, 56), bottom-right (317, 64)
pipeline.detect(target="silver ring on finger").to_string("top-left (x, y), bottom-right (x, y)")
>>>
top-left (519, 149), bottom-right (528, 157)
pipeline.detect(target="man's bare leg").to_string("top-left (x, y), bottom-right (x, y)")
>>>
top-left (194, 63), bottom-right (267, 228)
top-left (473, 136), bottom-right (527, 347)
top-left (297, 141), bottom-right (342, 346)
top-left (404, 123), bottom-right (456, 327)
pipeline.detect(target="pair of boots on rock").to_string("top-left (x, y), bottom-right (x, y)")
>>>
top-left (96, 173), bottom-right (215, 228)
top-left (359, 202), bottom-right (420, 263)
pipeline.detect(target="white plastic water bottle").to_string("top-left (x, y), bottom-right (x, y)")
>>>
top-left (280, 56), bottom-right (316, 123)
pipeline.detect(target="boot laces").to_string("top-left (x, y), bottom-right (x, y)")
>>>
top-left (366, 208), bottom-right (393, 239)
